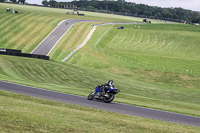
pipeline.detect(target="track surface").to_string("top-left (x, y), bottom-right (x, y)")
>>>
top-left (0, 80), bottom-right (200, 127)
top-left (31, 19), bottom-right (96, 55)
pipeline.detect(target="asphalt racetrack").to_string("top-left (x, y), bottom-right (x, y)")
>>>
top-left (0, 80), bottom-right (200, 127)
top-left (31, 19), bottom-right (96, 55)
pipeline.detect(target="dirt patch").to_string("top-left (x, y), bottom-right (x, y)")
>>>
top-left (178, 74), bottom-right (191, 80)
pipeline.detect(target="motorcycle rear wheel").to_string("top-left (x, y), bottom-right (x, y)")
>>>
top-left (103, 93), bottom-right (115, 103)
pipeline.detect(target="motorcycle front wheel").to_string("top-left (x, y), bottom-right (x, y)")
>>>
top-left (88, 92), bottom-right (94, 100)
top-left (103, 93), bottom-right (115, 103)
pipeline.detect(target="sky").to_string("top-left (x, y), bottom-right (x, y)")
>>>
top-left (26, 0), bottom-right (200, 12)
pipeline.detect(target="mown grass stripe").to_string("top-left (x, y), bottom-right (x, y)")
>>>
top-left (24, 62), bottom-right (52, 83)
top-left (24, 17), bottom-right (60, 52)
top-left (0, 13), bottom-right (24, 30)
top-left (142, 34), bottom-right (158, 51)
top-left (34, 64), bottom-right (56, 83)
top-left (27, 17), bottom-right (61, 52)
top-left (0, 13), bottom-right (27, 33)
top-left (134, 33), bottom-right (150, 49)
top-left (8, 14), bottom-right (46, 48)
top-left (125, 32), bottom-right (143, 49)
top-left (152, 34), bottom-right (166, 51)
top-left (13, 15), bottom-right (54, 50)
top-left (4, 59), bottom-right (29, 80)
top-left (0, 13), bottom-right (13, 24)
top-left (0, 13), bottom-right (33, 48)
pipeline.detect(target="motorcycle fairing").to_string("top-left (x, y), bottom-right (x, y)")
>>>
top-left (95, 86), bottom-right (102, 94)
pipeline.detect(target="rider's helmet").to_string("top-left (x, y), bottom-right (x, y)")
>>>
top-left (107, 80), bottom-right (113, 86)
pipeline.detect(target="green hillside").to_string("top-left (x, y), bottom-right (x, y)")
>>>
top-left (1, 55), bottom-right (200, 117)
top-left (69, 24), bottom-right (200, 76)
top-left (0, 3), bottom-right (200, 116)
top-left (0, 3), bottom-right (147, 53)
top-left (0, 4), bottom-right (65, 52)
top-left (0, 3), bottom-right (200, 131)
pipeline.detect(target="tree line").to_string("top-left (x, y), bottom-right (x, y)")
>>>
top-left (42, 0), bottom-right (200, 23)
top-left (1, 0), bottom-right (199, 23)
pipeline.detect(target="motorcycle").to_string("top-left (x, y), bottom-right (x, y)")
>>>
top-left (87, 85), bottom-right (120, 103)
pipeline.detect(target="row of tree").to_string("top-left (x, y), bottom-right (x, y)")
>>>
top-left (0, 0), bottom-right (26, 4)
top-left (41, 0), bottom-right (200, 23)
top-left (1, 0), bottom-right (199, 23)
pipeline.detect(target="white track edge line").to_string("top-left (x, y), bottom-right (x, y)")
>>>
top-left (61, 25), bottom-right (97, 62)
top-left (47, 23), bottom-right (75, 56)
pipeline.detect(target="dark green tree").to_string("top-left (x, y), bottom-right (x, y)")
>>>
top-left (63, 0), bottom-right (200, 23)
top-left (42, 0), bottom-right (49, 7)
top-left (49, 0), bottom-right (57, 7)
top-left (18, 0), bottom-right (26, 4)
top-left (10, 0), bottom-right (17, 3)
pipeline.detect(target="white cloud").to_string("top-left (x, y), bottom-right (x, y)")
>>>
top-left (127, 0), bottom-right (200, 11)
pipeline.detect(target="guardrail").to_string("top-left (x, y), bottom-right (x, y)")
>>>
top-left (0, 48), bottom-right (49, 60)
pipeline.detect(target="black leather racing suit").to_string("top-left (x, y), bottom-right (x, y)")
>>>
top-left (101, 80), bottom-right (114, 95)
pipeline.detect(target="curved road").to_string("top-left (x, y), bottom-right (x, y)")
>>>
top-left (0, 80), bottom-right (200, 127)
top-left (31, 19), bottom-right (97, 56)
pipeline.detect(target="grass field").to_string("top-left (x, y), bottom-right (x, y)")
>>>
top-left (0, 3), bottom-right (148, 53)
top-left (0, 2), bottom-right (200, 131)
top-left (61, 23), bottom-right (200, 116)
top-left (67, 24), bottom-right (200, 88)
top-left (1, 90), bottom-right (200, 133)
top-left (0, 3), bottom-right (170, 55)
top-left (0, 2), bottom-right (200, 115)
top-left (1, 55), bottom-right (200, 118)
top-left (68, 24), bottom-right (200, 75)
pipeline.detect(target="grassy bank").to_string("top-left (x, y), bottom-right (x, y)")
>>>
top-left (0, 90), bottom-right (199, 133)
top-left (69, 24), bottom-right (200, 76)
top-left (67, 24), bottom-right (200, 99)
top-left (0, 55), bottom-right (200, 117)
top-left (0, 3), bottom-right (169, 53)
top-left (0, 3), bottom-right (200, 117)
top-left (0, 3), bottom-right (200, 131)
top-left (0, 3), bottom-right (135, 53)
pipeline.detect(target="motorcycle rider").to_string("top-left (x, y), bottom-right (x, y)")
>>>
top-left (100, 80), bottom-right (114, 96)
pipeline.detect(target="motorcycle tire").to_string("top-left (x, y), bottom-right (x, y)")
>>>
top-left (103, 93), bottom-right (115, 103)
top-left (88, 92), bottom-right (94, 100)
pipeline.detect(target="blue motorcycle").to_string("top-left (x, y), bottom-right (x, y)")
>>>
top-left (88, 85), bottom-right (120, 103)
